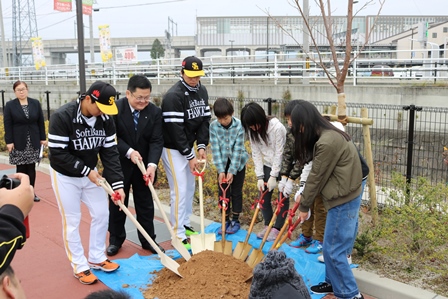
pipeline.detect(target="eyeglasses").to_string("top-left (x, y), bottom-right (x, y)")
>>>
top-left (130, 92), bottom-right (151, 103)
top-left (15, 88), bottom-right (27, 93)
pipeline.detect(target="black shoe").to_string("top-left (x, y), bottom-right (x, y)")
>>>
top-left (142, 242), bottom-right (165, 254)
top-left (34, 195), bottom-right (40, 202)
top-left (353, 294), bottom-right (364, 299)
top-left (106, 244), bottom-right (121, 256)
top-left (310, 282), bottom-right (333, 294)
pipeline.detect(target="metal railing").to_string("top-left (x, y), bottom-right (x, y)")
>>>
top-left (1, 49), bottom-right (448, 86)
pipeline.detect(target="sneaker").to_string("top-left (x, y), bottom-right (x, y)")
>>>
top-left (305, 240), bottom-right (323, 254)
top-left (218, 221), bottom-right (231, 235)
top-left (318, 254), bottom-right (352, 264)
top-left (185, 225), bottom-right (199, 236)
top-left (266, 228), bottom-right (280, 242)
top-left (226, 221), bottom-right (241, 234)
top-left (310, 282), bottom-right (333, 294)
top-left (353, 294), bottom-right (364, 299)
top-left (88, 259), bottom-right (120, 272)
top-left (74, 270), bottom-right (98, 285)
top-left (256, 226), bottom-right (268, 239)
top-left (182, 239), bottom-right (191, 251)
top-left (289, 234), bottom-right (313, 247)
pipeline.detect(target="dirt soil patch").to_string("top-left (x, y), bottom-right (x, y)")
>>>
top-left (144, 250), bottom-right (253, 299)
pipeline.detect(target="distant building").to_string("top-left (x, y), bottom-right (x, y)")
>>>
top-left (196, 15), bottom-right (448, 57)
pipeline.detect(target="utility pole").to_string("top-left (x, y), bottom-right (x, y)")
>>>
top-left (89, 14), bottom-right (94, 64)
top-left (76, 0), bottom-right (86, 93)
top-left (266, 17), bottom-right (269, 62)
top-left (229, 40), bottom-right (235, 83)
top-left (0, 0), bottom-right (7, 67)
top-left (303, 0), bottom-right (309, 85)
top-left (229, 40), bottom-right (234, 63)
top-left (12, 0), bottom-right (38, 66)
top-left (89, 6), bottom-right (99, 64)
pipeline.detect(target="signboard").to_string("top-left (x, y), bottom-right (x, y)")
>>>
top-left (82, 0), bottom-right (93, 15)
top-left (115, 46), bottom-right (138, 64)
top-left (98, 25), bottom-right (113, 62)
top-left (30, 37), bottom-right (46, 70)
top-left (54, 0), bottom-right (72, 12)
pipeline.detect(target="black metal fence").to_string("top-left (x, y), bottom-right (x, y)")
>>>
top-left (209, 96), bottom-right (448, 204)
top-left (2, 90), bottom-right (447, 204)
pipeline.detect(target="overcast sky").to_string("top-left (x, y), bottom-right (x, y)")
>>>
top-left (1, 0), bottom-right (447, 40)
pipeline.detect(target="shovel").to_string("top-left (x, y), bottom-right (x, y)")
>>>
top-left (270, 201), bottom-right (300, 250)
top-left (214, 180), bottom-right (233, 255)
top-left (275, 208), bottom-right (311, 250)
top-left (232, 187), bottom-right (269, 261)
top-left (190, 160), bottom-right (216, 254)
top-left (246, 192), bottom-right (288, 268)
top-left (135, 159), bottom-right (191, 261)
top-left (99, 179), bottom-right (182, 277)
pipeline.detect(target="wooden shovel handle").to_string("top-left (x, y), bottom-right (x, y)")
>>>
top-left (244, 205), bottom-right (260, 244)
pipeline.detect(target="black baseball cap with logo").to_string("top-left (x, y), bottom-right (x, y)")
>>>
top-left (86, 81), bottom-right (118, 115)
top-left (182, 56), bottom-right (205, 77)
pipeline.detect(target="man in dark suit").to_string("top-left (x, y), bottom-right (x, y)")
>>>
top-left (107, 75), bottom-right (165, 256)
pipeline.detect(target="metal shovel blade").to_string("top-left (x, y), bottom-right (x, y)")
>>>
top-left (214, 239), bottom-right (233, 255)
top-left (190, 160), bottom-right (216, 254)
top-left (190, 232), bottom-right (216, 254)
top-left (120, 202), bottom-right (183, 277)
top-left (233, 242), bottom-right (252, 261)
top-left (99, 180), bottom-right (182, 277)
top-left (246, 248), bottom-right (264, 268)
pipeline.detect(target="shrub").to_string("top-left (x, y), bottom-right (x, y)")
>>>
top-left (0, 116), bottom-right (5, 151)
top-left (357, 172), bottom-right (448, 278)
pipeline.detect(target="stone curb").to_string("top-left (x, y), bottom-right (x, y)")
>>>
top-left (1, 155), bottom-right (445, 299)
top-left (353, 268), bottom-right (448, 299)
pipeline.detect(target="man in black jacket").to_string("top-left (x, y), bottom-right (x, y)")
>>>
top-left (0, 173), bottom-right (34, 299)
top-left (48, 81), bottom-right (125, 285)
top-left (107, 75), bottom-right (164, 256)
top-left (161, 56), bottom-right (211, 249)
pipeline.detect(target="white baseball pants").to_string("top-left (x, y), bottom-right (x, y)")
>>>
top-left (161, 148), bottom-right (195, 241)
top-left (50, 167), bottom-right (109, 274)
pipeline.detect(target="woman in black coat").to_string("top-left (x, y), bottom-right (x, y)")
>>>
top-left (4, 81), bottom-right (47, 202)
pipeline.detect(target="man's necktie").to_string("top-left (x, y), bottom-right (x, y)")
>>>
top-left (133, 110), bottom-right (140, 131)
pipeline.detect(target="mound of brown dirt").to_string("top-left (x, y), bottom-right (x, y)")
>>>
top-left (144, 250), bottom-right (253, 299)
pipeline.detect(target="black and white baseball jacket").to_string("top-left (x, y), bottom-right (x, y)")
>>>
top-left (48, 97), bottom-right (124, 190)
top-left (161, 80), bottom-right (211, 160)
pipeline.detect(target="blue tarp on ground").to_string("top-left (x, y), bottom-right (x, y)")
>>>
top-left (94, 222), bottom-right (356, 299)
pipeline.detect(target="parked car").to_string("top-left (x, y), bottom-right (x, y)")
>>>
top-left (398, 66), bottom-right (424, 79)
top-left (371, 65), bottom-right (394, 77)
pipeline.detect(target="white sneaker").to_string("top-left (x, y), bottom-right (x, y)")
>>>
top-left (318, 254), bottom-right (352, 264)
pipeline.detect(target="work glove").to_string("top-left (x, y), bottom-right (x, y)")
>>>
top-left (278, 176), bottom-right (288, 193)
top-left (283, 179), bottom-right (294, 197)
top-left (267, 176), bottom-right (277, 192)
top-left (257, 179), bottom-right (265, 191)
top-left (294, 191), bottom-right (301, 205)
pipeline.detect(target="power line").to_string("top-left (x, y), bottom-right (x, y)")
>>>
top-left (39, 15), bottom-right (76, 31)
top-left (97, 0), bottom-right (185, 10)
